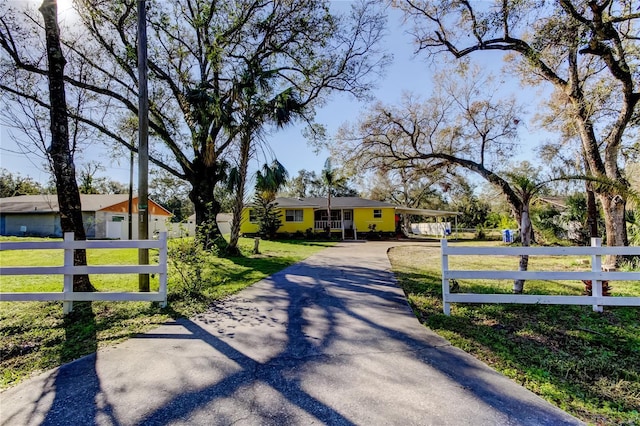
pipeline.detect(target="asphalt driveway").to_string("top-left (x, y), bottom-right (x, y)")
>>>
top-left (0, 241), bottom-right (582, 425)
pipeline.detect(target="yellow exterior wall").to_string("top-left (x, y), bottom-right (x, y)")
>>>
top-left (240, 208), bottom-right (259, 234)
top-left (353, 207), bottom-right (396, 233)
top-left (240, 206), bottom-right (396, 235)
top-left (240, 207), bottom-right (315, 235)
top-left (279, 207), bottom-right (315, 233)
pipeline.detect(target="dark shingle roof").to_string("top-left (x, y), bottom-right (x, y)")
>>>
top-left (272, 197), bottom-right (397, 209)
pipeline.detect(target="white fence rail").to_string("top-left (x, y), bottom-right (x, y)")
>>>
top-left (441, 238), bottom-right (640, 315)
top-left (0, 232), bottom-right (168, 314)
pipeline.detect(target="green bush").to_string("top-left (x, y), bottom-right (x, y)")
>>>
top-left (484, 212), bottom-right (517, 230)
top-left (627, 210), bottom-right (640, 246)
top-left (305, 228), bottom-right (314, 240)
top-left (168, 238), bottom-right (218, 298)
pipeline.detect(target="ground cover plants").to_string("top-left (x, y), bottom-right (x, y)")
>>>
top-left (388, 242), bottom-right (639, 425)
top-left (0, 236), bottom-right (334, 389)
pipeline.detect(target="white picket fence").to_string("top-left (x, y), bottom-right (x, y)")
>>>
top-left (0, 232), bottom-right (168, 314)
top-left (441, 238), bottom-right (640, 315)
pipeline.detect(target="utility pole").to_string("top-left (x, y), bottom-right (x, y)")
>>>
top-left (137, 0), bottom-right (149, 291)
top-left (128, 145), bottom-right (134, 240)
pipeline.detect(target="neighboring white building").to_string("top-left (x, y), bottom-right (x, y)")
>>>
top-left (170, 213), bottom-right (231, 239)
top-left (0, 194), bottom-right (172, 239)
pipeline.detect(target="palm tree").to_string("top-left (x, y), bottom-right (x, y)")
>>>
top-left (253, 160), bottom-right (289, 239)
top-left (318, 157), bottom-right (355, 236)
top-left (507, 172), bottom-right (542, 293)
top-left (256, 160), bottom-right (289, 202)
top-left (225, 65), bottom-right (304, 254)
top-left (320, 158), bottom-right (338, 235)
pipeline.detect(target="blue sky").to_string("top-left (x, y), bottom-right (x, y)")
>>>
top-left (266, 7), bottom-right (550, 182)
top-left (0, 5), bottom-right (551, 188)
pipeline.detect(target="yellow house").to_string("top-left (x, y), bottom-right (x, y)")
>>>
top-left (240, 197), bottom-right (399, 240)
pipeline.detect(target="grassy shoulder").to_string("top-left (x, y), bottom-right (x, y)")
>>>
top-left (0, 236), bottom-right (334, 390)
top-left (388, 242), bottom-right (640, 425)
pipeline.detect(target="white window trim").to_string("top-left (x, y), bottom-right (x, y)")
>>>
top-left (285, 209), bottom-right (304, 222)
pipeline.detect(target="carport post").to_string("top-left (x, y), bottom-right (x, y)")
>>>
top-left (454, 215), bottom-right (458, 240)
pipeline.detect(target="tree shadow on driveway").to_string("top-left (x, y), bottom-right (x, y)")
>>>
top-left (2, 245), bottom-right (582, 425)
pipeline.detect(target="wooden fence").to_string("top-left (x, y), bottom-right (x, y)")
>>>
top-left (441, 238), bottom-right (640, 315)
top-left (0, 232), bottom-right (167, 314)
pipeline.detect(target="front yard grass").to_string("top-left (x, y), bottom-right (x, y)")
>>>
top-left (388, 242), bottom-right (640, 425)
top-left (0, 236), bottom-right (334, 390)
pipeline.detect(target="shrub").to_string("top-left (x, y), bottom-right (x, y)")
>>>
top-left (168, 238), bottom-right (217, 298)
top-left (305, 228), bottom-right (314, 240)
top-left (252, 194), bottom-right (282, 239)
top-left (627, 209), bottom-right (640, 246)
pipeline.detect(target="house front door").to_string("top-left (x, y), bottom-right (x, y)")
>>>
top-left (343, 210), bottom-right (353, 230)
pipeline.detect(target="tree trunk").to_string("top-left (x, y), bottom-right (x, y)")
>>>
top-left (227, 134), bottom-right (251, 255)
top-left (571, 66), bottom-right (630, 263)
top-left (39, 0), bottom-right (92, 292)
top-left (402, 214), bottom-right (411, 236)
top-left (188, 162), bottom-right (225, 250)
top-left (586, 183), bottom-right (598, 239)
top-left (599, 193), bottom-right (628, 268)
top-left (513, 203), bottom-right (532, 294)
top-left (227, 194), bottom-right (245, 255)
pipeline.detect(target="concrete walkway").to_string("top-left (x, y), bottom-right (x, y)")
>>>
top-left (1, 241), bottom-right (582, 425)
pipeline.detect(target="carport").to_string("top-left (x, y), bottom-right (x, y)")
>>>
top-left (394, 207), bottom-right (461, 239)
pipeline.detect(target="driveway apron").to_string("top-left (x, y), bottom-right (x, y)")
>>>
top-left (0, 241), bottom-right (582, 425)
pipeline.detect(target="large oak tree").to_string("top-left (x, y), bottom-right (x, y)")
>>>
top-left (1, 0), bottom-right (388, 248)
top-left (395, 0), bottom-right (640, 259)
top-left (336, 71), bottom-right (547, 292)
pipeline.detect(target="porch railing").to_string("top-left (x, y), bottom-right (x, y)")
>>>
top-left (314, 220), bottom-right (342, 230)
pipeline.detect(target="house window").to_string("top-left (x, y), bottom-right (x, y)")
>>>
top-left (249, 209), bottom-right (258, 223)
top-left (373, 209), bottom-right (382, 219)
top-left (285, 209), bottom-right (303, 222)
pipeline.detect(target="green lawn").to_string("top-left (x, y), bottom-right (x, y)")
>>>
top-left (0, 236), bottom-right (334, 389)
top-left (388, 242), bottom-right (640, 425)
top-left (3, 236), bottom-right (638, 424)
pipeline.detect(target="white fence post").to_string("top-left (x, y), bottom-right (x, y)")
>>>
top-left (158, 232), bottom-right (168, 308)
top-left (591, 238), bottom-right (603, 313)
top-left (63, 232), bottom-right (74, 314)
top-left (441, 239), bottom-right (451, 315)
